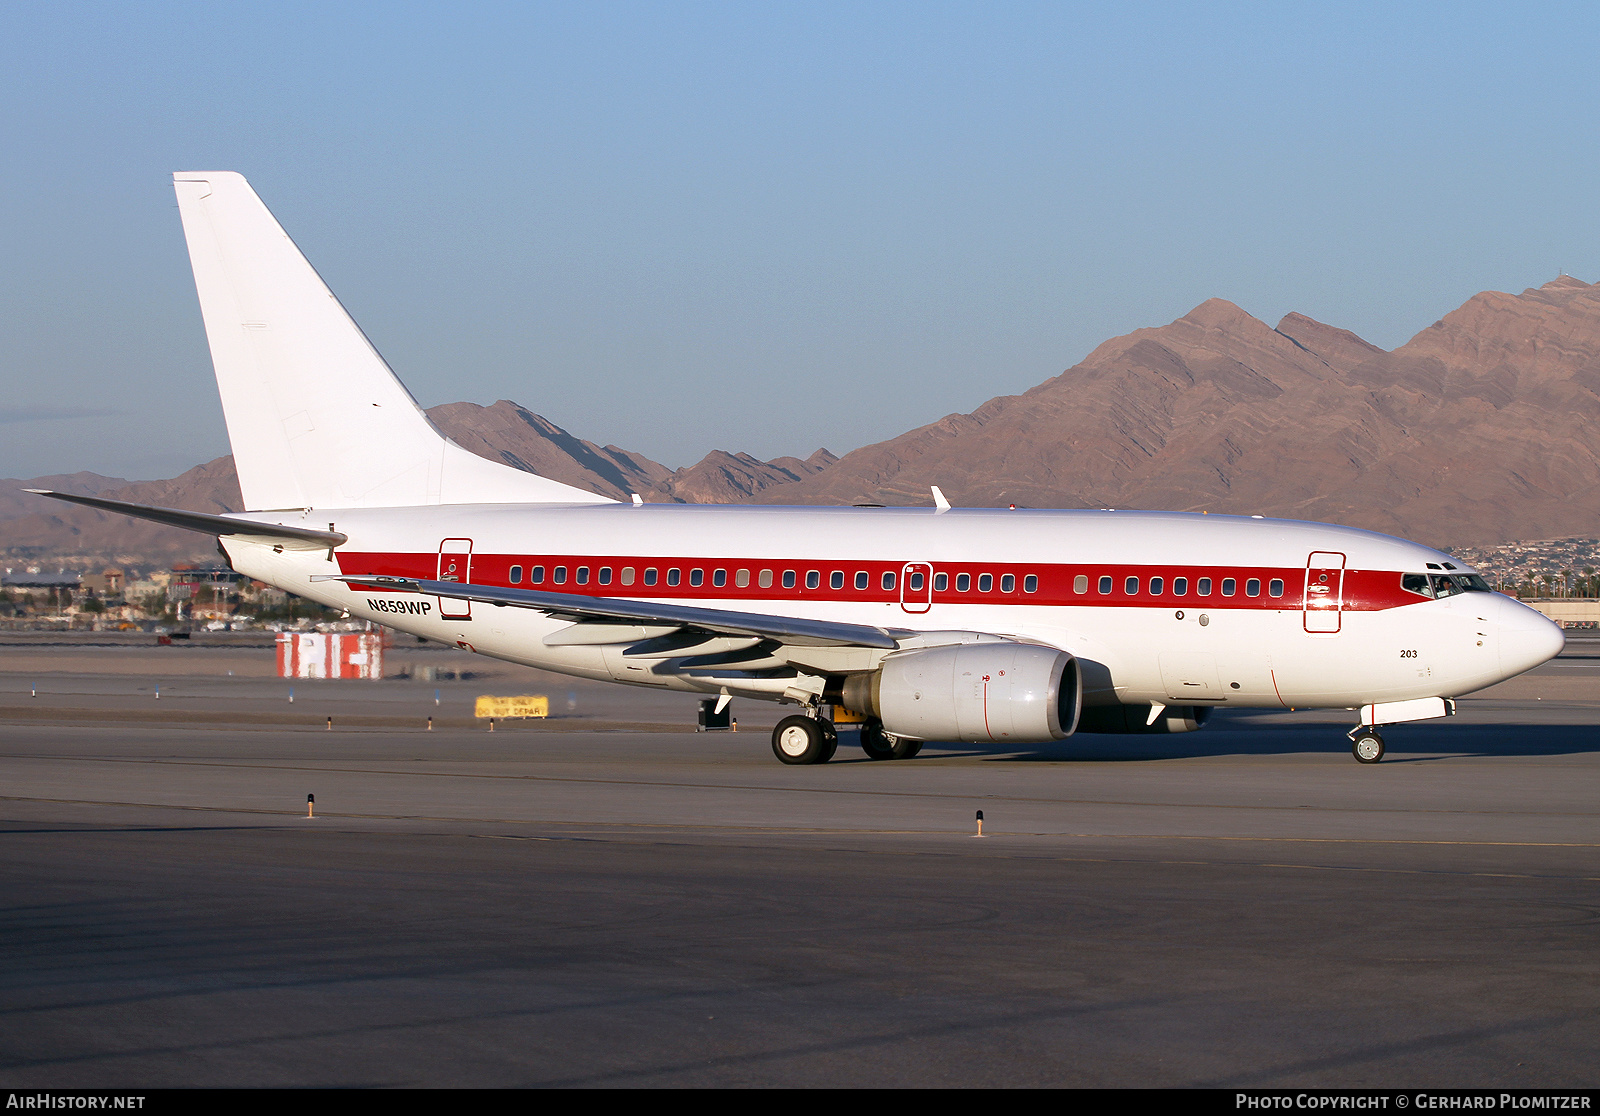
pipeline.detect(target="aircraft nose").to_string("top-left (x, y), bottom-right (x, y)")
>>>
top-left (1496, 597), bottom-right (1565, 677)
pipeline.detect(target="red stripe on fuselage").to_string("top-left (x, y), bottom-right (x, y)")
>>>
top-left (336, 551), bottom-right (1431, 613)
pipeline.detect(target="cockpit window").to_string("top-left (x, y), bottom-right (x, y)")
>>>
top-left (1405, 572), bottom-right (1492, 599)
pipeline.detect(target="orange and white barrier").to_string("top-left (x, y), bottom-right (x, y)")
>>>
top-left (276, 632), bottom-right (385, 679)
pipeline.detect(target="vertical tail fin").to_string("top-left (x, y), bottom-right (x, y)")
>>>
top-left (172, 172), bottom-right (611, 510)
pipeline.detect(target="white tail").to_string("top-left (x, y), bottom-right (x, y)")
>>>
top-left (172, 172), bottom-right (611, 511)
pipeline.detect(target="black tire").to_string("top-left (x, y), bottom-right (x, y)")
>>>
top-left (890, 737), bottom-right (923, 760)
top-left (860, 721), bottom-right (896, 761)
top-left (1351, 730), bottom-right (1385, 764)
top-left (772, 715), bottom-right (828, 765)
top-left (818, 718), bottom-right (838, 763)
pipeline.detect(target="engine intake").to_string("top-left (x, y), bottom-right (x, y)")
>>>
top-left (840, 643), bottom-right (1080, 743)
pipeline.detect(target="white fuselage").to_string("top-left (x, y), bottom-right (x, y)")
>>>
top-left (221, 502), bottom-right (1564, 712)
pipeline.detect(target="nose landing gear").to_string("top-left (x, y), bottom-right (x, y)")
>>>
top-left (1348, 726), bottom-right (1385, 764)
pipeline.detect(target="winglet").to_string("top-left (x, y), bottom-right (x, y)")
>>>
top-left (931, 485), bottom-right (951, 512)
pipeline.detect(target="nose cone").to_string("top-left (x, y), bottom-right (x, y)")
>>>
top-left (1496, 597), bottom-right (1566, 677)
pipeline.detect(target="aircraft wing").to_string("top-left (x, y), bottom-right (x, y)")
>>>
top-left (319, 575), bottom-right (905, 650)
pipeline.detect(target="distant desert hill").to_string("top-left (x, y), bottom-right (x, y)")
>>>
top-left (0, 402), bottom-right (836, 565)
top-left (6, 275), bottom-right (1600, 565)
top-left (751, 276), bottom-right (1600, 550)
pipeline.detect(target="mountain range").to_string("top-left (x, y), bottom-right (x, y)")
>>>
top-left (6, 275), bottom-right (1599, 567)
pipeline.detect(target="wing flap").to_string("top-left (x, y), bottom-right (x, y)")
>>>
top-left (318, 575), bottom-right (903, 650)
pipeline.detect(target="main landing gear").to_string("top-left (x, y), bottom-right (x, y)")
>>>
top-left (771, 715), bottom-right (838, 765)
top-left (1348, 726), bottom-right (1385, 764)
top-left (860, 721), bottom-right (922, 761)
top-left (769, 714), bottom-right (923, 764)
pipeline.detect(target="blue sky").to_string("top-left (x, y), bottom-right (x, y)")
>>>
top-left (2, 2), bottom-right (1598, 480)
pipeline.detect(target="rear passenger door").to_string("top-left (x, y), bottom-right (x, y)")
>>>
top-left (437, 538), bottom-right (473, 620)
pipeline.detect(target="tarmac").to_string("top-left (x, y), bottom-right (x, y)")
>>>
top-left (0, 632), bottom-right (1595, 1087)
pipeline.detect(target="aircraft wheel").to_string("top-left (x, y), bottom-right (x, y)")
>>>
top-left (1351, 729), bottom-right (1385, 764)
top-left (818, 720), bottom-right (839, 763)
top-left (772, 715), bottom-right (829, 765)
top-left (890, 738), bottom-right (923, 760)
top-left (860, 721), bottom-right (896, 761)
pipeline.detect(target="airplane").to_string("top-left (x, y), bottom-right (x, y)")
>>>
top-left (32, 172), bottom-right (1566, 765)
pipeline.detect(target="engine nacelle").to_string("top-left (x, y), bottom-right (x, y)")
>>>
top-left (840, 643), bottom-right (1080, 743)
top-left (1075, 703), bottom-right (1211, 734)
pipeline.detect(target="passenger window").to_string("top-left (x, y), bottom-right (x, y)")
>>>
top-left (956, 573), bottom-right (971, 592)
top-left (881, 571), bottom-right (895, 591)
top-left (510, 565), bottom-right (523, 584)
top-left (1000, 573), bottom-right (1015, 593)
top-left (667, 568), bottom-right (681, 587)
top-left (830, 571), bottom-right (844, 590)
top-left (689, 569), bottom-right (703, 587)
top-left (1125, 576), bottom-right (1139, 595)
top-left (933, 572), bottom-right (948, 592)
top-left (576, 567), bottom-right (591, 586)
top-left (619, 567), bottom-right (634, 586)
top-left (1149, 576), bottom-right (1163, 595)
top-left (806, 571), bottom-right (820, 589)
top-left (734, 569), bottom-right (750, 588)
top-left (553, 566), bottom-right (568, 585)
top-left (644, 568), bottom-right (658, 586)
top-left (1074, 574), bottom-right (1089, 594)
top-left (1098, 575), bottom-right (1112, 594)
top-left (1197, 577), bottom-right (1211, 595)
top-left (598, 567), bottom-right (612, 586)
top-left (1246, 578), bottom-right (1260, 597)
top-left (758, 570), bottom-right (772, 588)
top-left (782, 570), bottom-right (795, 589)
top-left (530, 565), bottom-right (545, 585)
top-left (1221, 578), bottom-right (1236, 596)
top-left (855, 572), bottom-right (869, 590)
top-left (1269, 578), bottom-right (1284, 597)
top-left (1173, 577), bottom-right (1187, 595)
top-left (713, 569), bottom-right (727, 587)
top-left (1023, 574), bottom-right (1038, 593)
top-left (910, 571), bottom-right (925, 591)
top-left (978, 573), bottom-right (993, 592)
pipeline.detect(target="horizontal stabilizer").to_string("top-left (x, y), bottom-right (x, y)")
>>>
top-left (26, 490), bottom-right (347, 548)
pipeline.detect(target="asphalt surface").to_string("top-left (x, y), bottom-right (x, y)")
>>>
top-left (0, 635), bottom-right (1595, 1087)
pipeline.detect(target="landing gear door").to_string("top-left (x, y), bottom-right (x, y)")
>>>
top-left (901, 563), bottom-right (933, 614)
top-left (1304, 551), bottom-right (1346, 633)
top-left (437, 538), bottom-right (473, 620)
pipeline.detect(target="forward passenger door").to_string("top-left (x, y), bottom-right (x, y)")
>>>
top-left (1303, 551), bottom-right (1346, 633)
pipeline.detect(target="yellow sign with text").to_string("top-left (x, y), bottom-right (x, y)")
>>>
top-left (475, 695), bottom-right (549, 719)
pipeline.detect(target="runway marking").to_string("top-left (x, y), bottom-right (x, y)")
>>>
top-left (9, 755), bottom-right (1599, 819)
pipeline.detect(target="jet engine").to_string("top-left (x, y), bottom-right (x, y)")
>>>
top-left (838, 643), bottom-right (1080, 743)
top-left (1075, 704), bottom-right (1211, 734)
